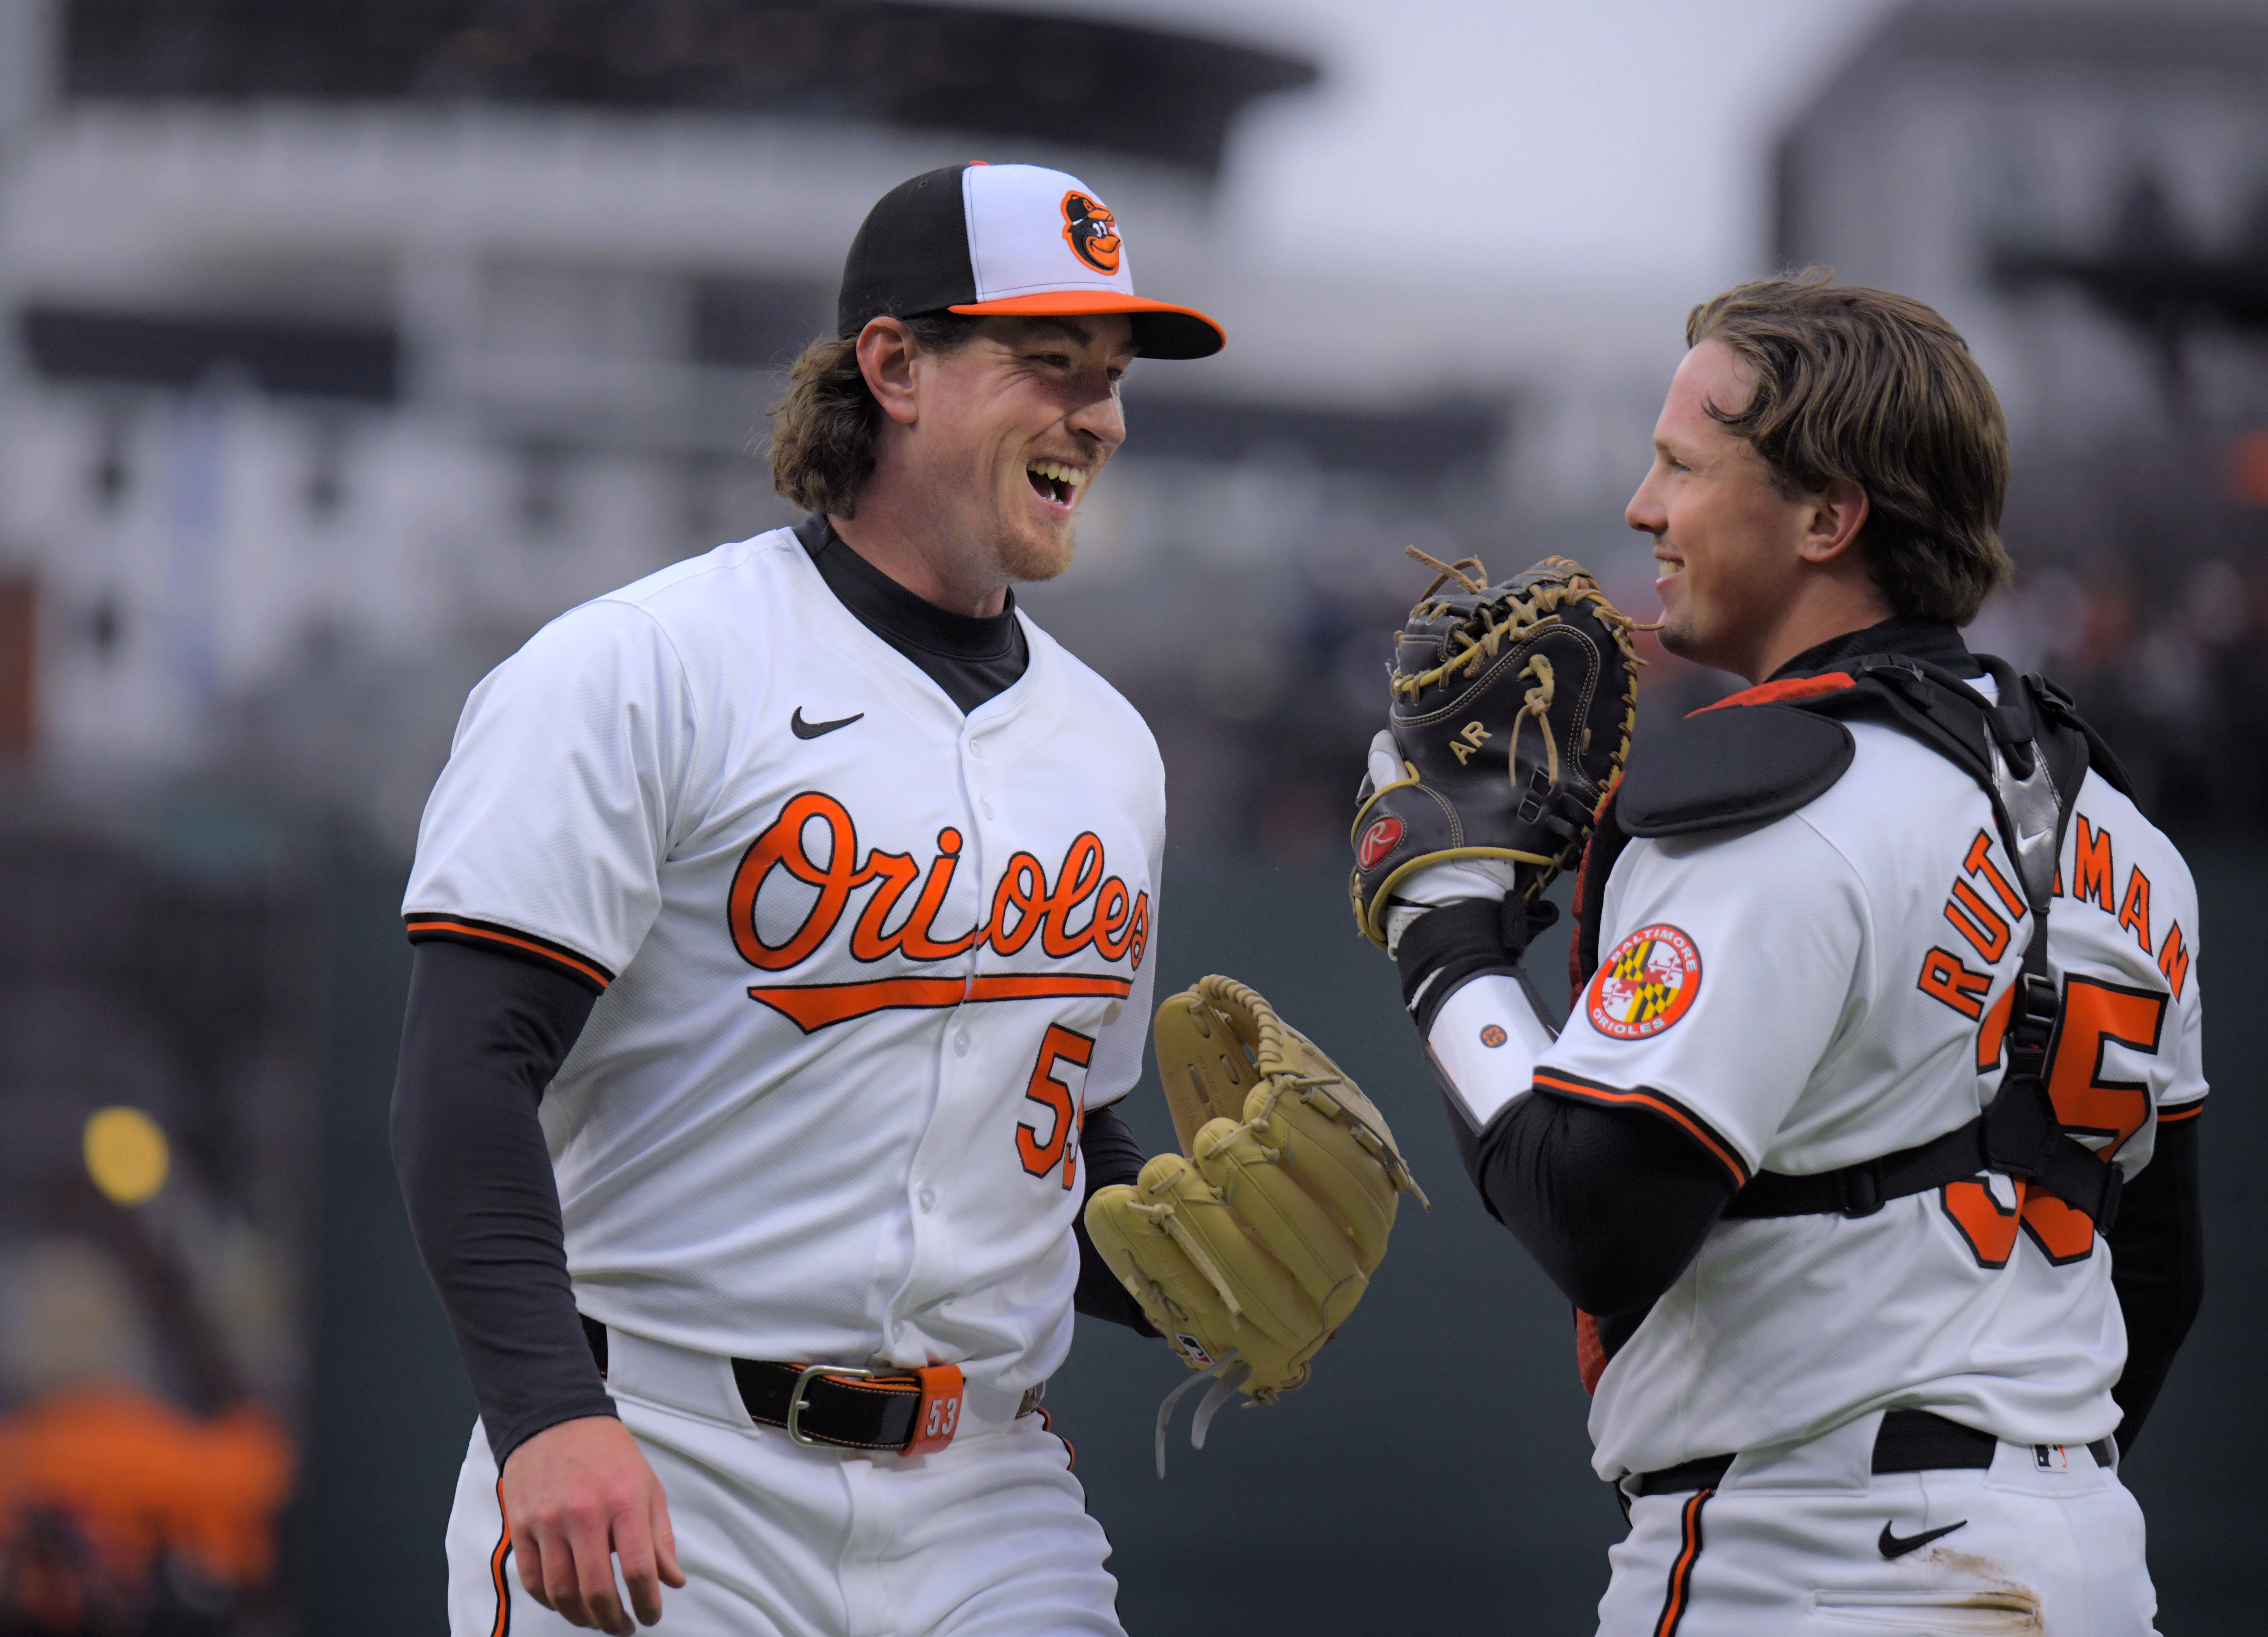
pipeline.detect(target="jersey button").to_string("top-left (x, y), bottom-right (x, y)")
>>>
top-left (980, 798), bottom-right (995, 819)
top-left (918, 1186), bottom-right (938, 1212)
top-left (953, 1030), bottom-right (971, 1056)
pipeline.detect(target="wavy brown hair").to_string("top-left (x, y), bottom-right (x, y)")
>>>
top-left (1686, 270), bottom-right (2014, 625)
top-left (767, 316), bottom-right (976, 518)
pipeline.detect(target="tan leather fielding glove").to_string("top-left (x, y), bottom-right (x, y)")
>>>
top-left (1084, 976), bottom-right (1424, 1472)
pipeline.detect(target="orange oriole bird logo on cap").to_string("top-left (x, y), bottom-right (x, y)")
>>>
top-left (1061, 192), bottom-right (1121, 275)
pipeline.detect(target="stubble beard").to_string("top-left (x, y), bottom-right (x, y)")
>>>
top-left (1655, 605), bottom-right (1703, 663)
top-left (991, 516), bottom-right (1077, 586)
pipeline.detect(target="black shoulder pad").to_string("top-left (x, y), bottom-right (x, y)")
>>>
top-left (1615, 703), bottom-right (1855, 837)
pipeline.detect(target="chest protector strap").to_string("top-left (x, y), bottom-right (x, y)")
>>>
top-left (1571, 654), bottom-right (2133, 1232)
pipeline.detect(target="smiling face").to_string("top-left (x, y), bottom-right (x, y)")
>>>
top-left (897, 313), bottom-right (1134, 587)
top-left (1627, 340), bottom-right (1864, 679)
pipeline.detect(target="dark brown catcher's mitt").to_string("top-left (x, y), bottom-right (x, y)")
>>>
top-left (1351, 553), bottom-right (1647, 949)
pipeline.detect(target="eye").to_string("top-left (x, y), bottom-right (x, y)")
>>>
top-left (1030, 350), bottom-right (1073, 369)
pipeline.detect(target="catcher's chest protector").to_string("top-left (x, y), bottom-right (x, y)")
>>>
top-left (1569, 655), bottom-right (2134, 1227)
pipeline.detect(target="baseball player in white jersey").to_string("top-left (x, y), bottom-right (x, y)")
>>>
top-left (1355, 276), bottom-right (2204, 1634)
top-left (390, 162), bottom-right (1228, 1635)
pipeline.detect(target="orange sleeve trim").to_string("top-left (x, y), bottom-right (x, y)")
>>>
top-left (1532, 1070), bottom-right (1750, 1187)
top-left (2157, 1102), bottom-right (2205, 1124)
top-left (404, 915), bottom-right (614, 992)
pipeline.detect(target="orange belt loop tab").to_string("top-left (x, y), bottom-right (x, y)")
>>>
top-left (905, 1364), bottom-right (966, 1455)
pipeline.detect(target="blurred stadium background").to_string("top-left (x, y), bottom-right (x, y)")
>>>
top-left (0, 0), bottom-right (2261, 1632)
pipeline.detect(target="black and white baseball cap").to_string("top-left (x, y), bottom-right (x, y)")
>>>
top-left (837, 162), bottom-right (1225, 360)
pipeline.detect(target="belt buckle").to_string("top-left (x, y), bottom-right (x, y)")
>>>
top-left (785, 1364), bottom-right (875, 1447)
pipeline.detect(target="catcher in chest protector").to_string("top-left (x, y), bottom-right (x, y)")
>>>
top-left (1346, 276), bottom-right (2200, 1637)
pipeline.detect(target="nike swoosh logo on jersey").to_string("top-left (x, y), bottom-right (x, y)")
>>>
top-left (791, 707), bottom-right (865, 739)
top-left (1877, 1519), bottom-right (1967, 1559)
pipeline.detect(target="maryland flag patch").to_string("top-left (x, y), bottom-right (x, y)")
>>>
top-left (1586, 923), bottom-right (1702, 1040)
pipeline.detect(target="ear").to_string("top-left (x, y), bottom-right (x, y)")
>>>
top-left (1795, 477), bottom-right (1870, 565)
top-left (855, 317), bottom-right (921, 428)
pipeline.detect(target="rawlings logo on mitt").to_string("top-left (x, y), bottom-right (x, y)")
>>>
top-left (1083, 976), bottom-right (1424, 1474)
top-left (1351, 552), bottom-right (1649, 950)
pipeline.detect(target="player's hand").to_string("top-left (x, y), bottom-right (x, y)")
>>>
top-left (500, 1414), bottom-right (686, 1633)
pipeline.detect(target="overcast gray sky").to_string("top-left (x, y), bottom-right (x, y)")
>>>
top-left (1143, 0), bottom-right (1897, 294)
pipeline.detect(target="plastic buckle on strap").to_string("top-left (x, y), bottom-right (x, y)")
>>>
top-left (904, 1364), bottom-right (966, 1456)
top-left (2012, 971), bottom-right (2059, 1039)
top-left (785, 1364), bottom-right (875, 1447)
top-left (1838, 1160), bottom-right (1885, 1218)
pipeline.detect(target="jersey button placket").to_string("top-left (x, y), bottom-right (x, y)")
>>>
top-left (897, 730), bottom-right (989, 1317)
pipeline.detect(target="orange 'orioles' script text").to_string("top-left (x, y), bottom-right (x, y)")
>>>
top-left (728, 792), bottom-right (1149, 1032)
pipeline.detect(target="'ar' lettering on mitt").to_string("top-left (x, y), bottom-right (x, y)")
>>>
top-left (1351, 552), bottom-right (1650, 951)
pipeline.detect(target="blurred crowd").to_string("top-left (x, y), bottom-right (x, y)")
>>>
top-left (1107, 521), bottom-right (2268, 867)
top-left (1969, 551), bottom-right (2268, 838)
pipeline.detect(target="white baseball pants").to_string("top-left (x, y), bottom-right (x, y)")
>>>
top-left (1599, 1412), bottom-right (2158, 1636)
top-left (443, 1332), bottom-right (1123, 1637)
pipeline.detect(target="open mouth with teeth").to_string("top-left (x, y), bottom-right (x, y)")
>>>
top-left (1026, 459), bottom-right (1088, 509)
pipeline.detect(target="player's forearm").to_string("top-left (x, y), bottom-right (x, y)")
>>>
top-left (1397, 897), bottom-right (1733, 1315)
top-left (1392, 894), bottom-right (1558, 1164)
top-left (1070, 1103), bottom-right (1158, 1335)
top-left (2105, 1114), bottom-right (2205, 1455)
top-left (391, 940), bottom-right (618, 1465)
top-left (1468, 1092), bottom-right (1734, 1315)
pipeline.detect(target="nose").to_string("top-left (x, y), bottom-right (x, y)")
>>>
top-left (1070, 376), bottom-right (1127, 452)
top-left (1626, 465), bottom-right (1667, 538)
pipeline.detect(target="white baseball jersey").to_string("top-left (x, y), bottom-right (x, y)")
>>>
top-left (1429, 686), bottom-right (2204, 1480)
top-left (403, 527), bottom-right (1164, 1394)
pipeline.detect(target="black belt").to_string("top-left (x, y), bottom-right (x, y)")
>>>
top-left (582, 1315), bottom-right (1004, 1456)
top-left (1632, 1409), bottom-right (2115, 1497)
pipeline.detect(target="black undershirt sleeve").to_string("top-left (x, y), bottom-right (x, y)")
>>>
top-left (1398, 904), bottom-right (1734, 1345)
top-left (1457, 1087), bottom-right (1737, 1334)
top-left (1072, 1103), bottom-right (1160, 1335)
top-left (2106, 1114), bottom-right (2205, 1456)
top-left (390, 940), bottom-right (613, 1467)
